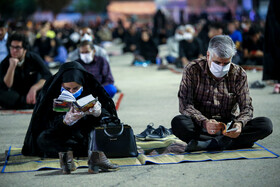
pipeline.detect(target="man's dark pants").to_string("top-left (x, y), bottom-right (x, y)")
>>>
top-left (171, 115), bottom-right (273, 149)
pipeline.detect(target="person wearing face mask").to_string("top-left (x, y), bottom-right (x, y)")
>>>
top-left (0, 33), bottom-right (52, 109)
top-left (171, 35), bottom-right (273, 152)
top-left (76, 40), bottom-right (117, 98)
top-left (165, 25), bottom-right (185, 64)
top-left (67, 27), bottom-right (110, 63)
top-left (22, 61), bottom-right (119, 174)
top-left (177, 24), bottom-right (203, 68)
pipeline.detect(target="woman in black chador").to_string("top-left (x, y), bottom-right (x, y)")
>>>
top-left (134, 29), bottom-right (159, 64)
top-left (22, 61), bottom-right (119, 174)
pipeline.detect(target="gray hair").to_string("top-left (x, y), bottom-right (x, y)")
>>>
top-left (208, 35), bottom-right (236, 59)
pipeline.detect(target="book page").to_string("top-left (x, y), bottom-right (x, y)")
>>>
top-left (57, 90), bottom-right (76, 102)
top-left (76, 94), bottom-right (95, 107)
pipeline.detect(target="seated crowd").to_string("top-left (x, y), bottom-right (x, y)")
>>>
top-left (0, 16), bottom-right (275, 175)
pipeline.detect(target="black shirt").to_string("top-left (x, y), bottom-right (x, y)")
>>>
top-left (243, 36), bottom-right (264, 53)
top-left (179, 38), bottom-right (203, 61)
top-left (0, 51), bottom-right (52, 95)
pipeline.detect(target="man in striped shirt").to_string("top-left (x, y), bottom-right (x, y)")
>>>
top-left (171, 35), bottom-right (273, 152)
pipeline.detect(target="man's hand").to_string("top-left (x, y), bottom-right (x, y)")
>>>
top-left (130, 44), bottom-right (136, 51)
top-left (223, 122), bottom-right (242, 138)
top-left (203, 119), bottom-right (223, 135)
top-left (4, 58), bottom-right (19, 88)
top-left (26, 79), bottom-right (46, 105)
top-left (181, 57), bottom-right (189, 66)
top-left (26, 86), bottom-right (37, 104)
top-left (9, 58), bottom-right (19, 68)
top-left (44, 55), bottom-right (53, 62)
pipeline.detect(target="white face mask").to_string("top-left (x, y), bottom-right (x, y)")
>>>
top-left (174, 33), bottom-right (184, 41)
top-left (80, 33), bottom-right (93, 42)
top-left (210, 61), bottom-right (231, 78)
top-left (183, 33), bottom-right (193, 41)
top-left (80, 51), bottom-right (93, 64)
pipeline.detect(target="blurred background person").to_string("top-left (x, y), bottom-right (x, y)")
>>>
top-left (122, 24), bottom-right (139, 54)
top-left (0, 33), bottom-right (52, 109)
top-left (133, 29), bottom-right (158, 65)
top-left (113, 19), bottom-right (125, 43)
top-left (199, 21), bottom-right (224, 56)
top-left (227, 20), bottom-right (243, 45)
top-left (0, 20), bottom-right (9, 63)
top-left (67, 27), bottom-right (110, 63)
top-left (33, 28), bottom-right (53, 61)
top-left (97, 19), bottom-right (113, 47)
top-left (263, 0), bottom-right (280, 93)
top-left (76, 41), bottom-right (117, 98)
top-left (242, 25), bottom-right (264, 66)
top-left (44, 38), bottom-right (68, 68)
top-left (153, 8), bottom-right (167, 45)
top-left (165, 25), bottom-right (185, 64)
top-left (227, 20), bottom-right (243, 64)
top-left (177, 24), bottom-right (203, 68)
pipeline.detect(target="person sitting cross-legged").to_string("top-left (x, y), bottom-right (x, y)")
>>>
top-left (76, 40), bottom-right (117, 98)
top-left (22, 61), bottom-right (119, 174)
top-left (0, 33), bottom-right (52, 109)
top-left (171, 35), bottom-right (273, 152)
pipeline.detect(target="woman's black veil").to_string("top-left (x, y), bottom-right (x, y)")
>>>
top-left (22, 61), bottom-right (118, 156)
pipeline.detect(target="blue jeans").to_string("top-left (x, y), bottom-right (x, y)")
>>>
top-left (104, 84), bottom-right (117, 98)
top-left (166, 55), bottom-right (176, 64)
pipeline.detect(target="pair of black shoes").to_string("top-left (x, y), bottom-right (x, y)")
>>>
top-left (136, 123), bottom-right (173, 141)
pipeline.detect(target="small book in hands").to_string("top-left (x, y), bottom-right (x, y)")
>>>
top-left (53, 90), bottom-right (98, 112)
top-left (222, 121), bottom-right (238, 133)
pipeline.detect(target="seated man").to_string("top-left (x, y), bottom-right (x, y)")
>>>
top-left (67, 27), bottom-right (110, 63)
top-left (178, 24), bottom-right (203, 68)
top-left (122, 24), bottom-right (139, 53)
top-left (165, 25), bottom-right (185, 64)
top-left (76, 40), bottom-right (117, 98)
top-left (243, 26), bottom-right (264, 65)
top-left (0, 33), bottom-right (52, 109)
top-left (171, 35), bottom-right (272, 152)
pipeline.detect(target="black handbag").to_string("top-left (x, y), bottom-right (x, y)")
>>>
top-left (94, 117), bottom-right (138, 158)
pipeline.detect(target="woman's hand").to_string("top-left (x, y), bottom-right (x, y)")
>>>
top-left (84, 101), bottom-right (102, 117)
top-left (63, 106), bottom-right (85, 126)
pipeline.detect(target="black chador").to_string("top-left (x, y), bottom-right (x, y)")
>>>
top-left (22, 61), bottom-right (118, 157)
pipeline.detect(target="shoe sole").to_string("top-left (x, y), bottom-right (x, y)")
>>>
top-left (136, 137), bottom-right (147, 141)
top-left (145, 135), bottom-right (176, 141)
top-left (88, 166), bottom-right (119, 174)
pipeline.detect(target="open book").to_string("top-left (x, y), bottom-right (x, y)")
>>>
top-left (53, 90), bottom-right (98, 112)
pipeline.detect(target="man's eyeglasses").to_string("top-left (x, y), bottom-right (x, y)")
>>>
top-left (10, 45), bottom-right (23, 50)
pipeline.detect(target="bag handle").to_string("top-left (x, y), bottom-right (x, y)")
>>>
top-left (103, 122), bottom-right (124, 138)
top-left (100, 116), bottom-right (120, 125)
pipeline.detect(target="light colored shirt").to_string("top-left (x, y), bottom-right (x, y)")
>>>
top-left (0, 33), bottom-right (8, 63)
top-left (167, 37), bottom-right (179, 58)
